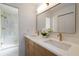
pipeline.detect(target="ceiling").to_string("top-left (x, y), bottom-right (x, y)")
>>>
top-left (4, 3), bottom-right (21, 8)
top-left (4, 3), bottom-right (42, 9)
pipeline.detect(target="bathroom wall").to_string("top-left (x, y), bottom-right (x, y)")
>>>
top-left (18, 4), bottom-right (36, 56)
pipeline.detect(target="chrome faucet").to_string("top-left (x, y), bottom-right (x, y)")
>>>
top-left (57, 33), bottom-right (63, 41)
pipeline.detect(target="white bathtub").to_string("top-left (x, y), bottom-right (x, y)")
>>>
top-left (0, 44), bottom-right (19, 56)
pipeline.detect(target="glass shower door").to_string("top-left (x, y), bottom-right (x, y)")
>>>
top-left (0, 4), bottom-right (19, 46)
top-left (0, 8), bottom-right (1, 47)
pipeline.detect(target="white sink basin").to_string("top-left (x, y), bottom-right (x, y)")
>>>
top-left (44, 39), bottom-right (71, 51)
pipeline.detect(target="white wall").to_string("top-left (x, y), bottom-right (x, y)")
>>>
top-left (18, 4), bottom-right (36, 56)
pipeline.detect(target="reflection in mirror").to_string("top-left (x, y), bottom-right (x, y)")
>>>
top-left (45, 17), bottom-right (51, 29)
top-left (52, 15), bottom-right (58, 32)
top-left (50, 4), bottom-right (75, 33)
top-left (37, 3), bottom-right (75, 34)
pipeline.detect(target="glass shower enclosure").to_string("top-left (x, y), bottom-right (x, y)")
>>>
top-left (0, 4), bottom-right (19, 56)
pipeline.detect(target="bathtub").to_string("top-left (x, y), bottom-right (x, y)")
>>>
top-left (0, 44), bottom-right (19, 56)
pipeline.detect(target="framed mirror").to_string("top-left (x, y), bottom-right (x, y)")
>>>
top-left (36, 3), bottom-right (76, 33)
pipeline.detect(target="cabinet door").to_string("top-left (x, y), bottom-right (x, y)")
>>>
top-left (34, 43), bottom-right (43, 56)
top-left (28, 39), bottom-right (34, 56)
top-left (25, 38), bottom-right (34, 56)
top-left (34, 42), bottom-right (56, 56)
top-left (25, 38), bottom-right (57, 56)
top-left (25, 37), bottom-right (29, 55)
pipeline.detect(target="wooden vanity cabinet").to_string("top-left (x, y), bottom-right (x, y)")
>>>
top-left (25, 37), bottom-right (34, 56)
top-left (25, 37), bottom-right (57, 56)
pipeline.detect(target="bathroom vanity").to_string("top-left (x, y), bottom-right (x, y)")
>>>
top-left (25, 36), bottom-right (56, 56)
top-left (25, 35), bottom-right (79, 56)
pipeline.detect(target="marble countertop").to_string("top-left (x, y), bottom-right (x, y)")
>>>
top-left (24, 35), bottom-right (79, 56)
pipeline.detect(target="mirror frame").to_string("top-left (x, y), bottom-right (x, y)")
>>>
top-left (36, 3), bottom-right (76, 34)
